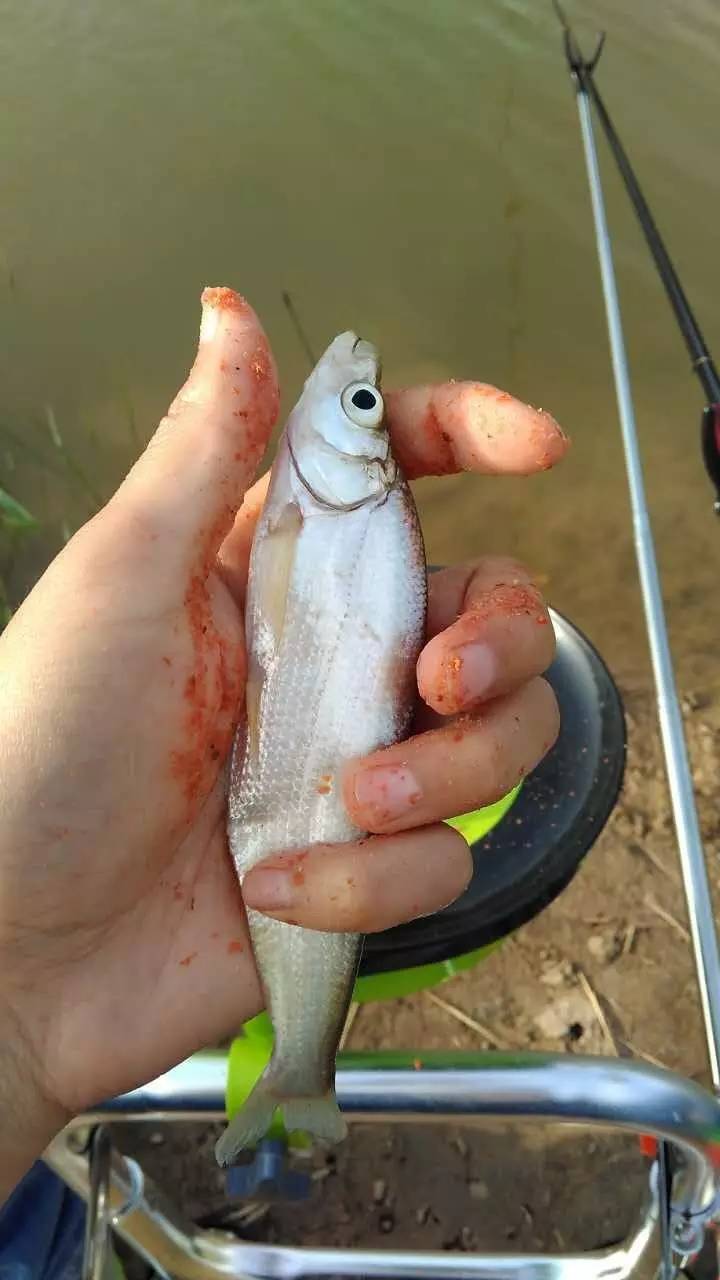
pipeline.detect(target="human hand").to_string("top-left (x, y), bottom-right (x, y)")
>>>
top-left (0, 288), bottom-right (567, 1194)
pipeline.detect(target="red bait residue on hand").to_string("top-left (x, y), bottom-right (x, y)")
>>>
top-left (467, 582), bottom-right (544, 624)
top-left (201, 286), bottom-right (250, 314)
top-left (169, 568), bottom-right (242, 816)
top-left (256, 850), bottom-right (309, 890)
top-left (249, 342), bottom-right (273, 386)
top-left (421, 402), bottom-right (456, 476)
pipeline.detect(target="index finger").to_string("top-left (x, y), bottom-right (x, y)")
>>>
top-left (385, 382), bottom-right (568, 479)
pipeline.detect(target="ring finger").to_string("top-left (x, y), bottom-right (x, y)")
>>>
top-left (343, 676), bottom-right (559, 835)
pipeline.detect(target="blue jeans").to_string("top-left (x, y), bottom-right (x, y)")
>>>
top-left (0, 1163), bottom-right (86, 1280)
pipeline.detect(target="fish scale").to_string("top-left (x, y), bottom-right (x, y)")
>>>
top-left (216, 332), bottom-right (426, 1166)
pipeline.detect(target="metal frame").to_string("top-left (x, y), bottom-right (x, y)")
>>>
top-left (47, 1049), bottom-right (720, 1277)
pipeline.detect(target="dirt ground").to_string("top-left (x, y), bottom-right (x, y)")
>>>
top-left (115, 678), bottom-right (720, 1265)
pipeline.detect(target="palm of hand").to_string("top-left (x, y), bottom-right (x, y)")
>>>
top-left (0, 511), bottom-right (260, 1116)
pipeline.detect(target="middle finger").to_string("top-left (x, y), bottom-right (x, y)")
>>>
top-left (418, 558), bottom-right (556, 716)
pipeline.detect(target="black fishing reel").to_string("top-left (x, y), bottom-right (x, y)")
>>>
top-left (363, 608), bottom-right (625, 975)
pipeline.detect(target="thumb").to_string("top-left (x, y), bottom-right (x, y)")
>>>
top-left (113, 287), bottom-right (279, 572)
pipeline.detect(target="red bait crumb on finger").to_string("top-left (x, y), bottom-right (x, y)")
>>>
top-left (201, 286), bottom-right (249, 313)
top-left (179, 951), bottom-right (198, 967)
top-left (422, 403), bottom-right (456, 475)
top-left (227, 939), bottom-right (245, 954)
top-left (466, 582), bottom-right (543, 625)
top-left (169, 570), bottom-right (241, 815)
top-left (258, 850), bottom-right (309, 877)
top-left (249, 342), bottom-right (273, 386)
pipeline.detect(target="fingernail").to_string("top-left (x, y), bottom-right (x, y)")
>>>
top-left (199, 298), bottom-right (221, 344)
top-left (243, 867), bottom-right (297, 912)
top-left (199, 286), bottom-right (248, 344)
top-left (352, 764), bottom-right (422, 824)
top-left (452, 642), bottom-right (497, 700)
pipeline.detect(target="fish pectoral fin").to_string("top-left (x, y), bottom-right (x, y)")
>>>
top-left (256, 501), bottom-right (303, 652)
top-left (244, 652), bottom-right (263, 760)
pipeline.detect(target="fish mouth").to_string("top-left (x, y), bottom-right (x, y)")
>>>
top-left (351, 334), bottom-right (380, 380)
top-left (352, 335), bottom-right (376, 358)
top-left (313, 331), bottom-right (381, 392)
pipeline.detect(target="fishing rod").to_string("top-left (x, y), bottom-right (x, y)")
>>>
top-left (282, 290), bottom-right (316, 368)
top-left (552, 0), bottom-right (720, 513)
top-left (552, 4), bottom-right (720, 1096)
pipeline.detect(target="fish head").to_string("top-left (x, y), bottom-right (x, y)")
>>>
top-left (287, 332), bottom-right (397, 510)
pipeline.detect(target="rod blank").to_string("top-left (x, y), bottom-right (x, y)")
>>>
top-left (565, 49), bottom-right (720, 1090)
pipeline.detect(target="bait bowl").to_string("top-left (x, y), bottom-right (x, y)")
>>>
top-left (227, 608), bottom-right (626, 1142)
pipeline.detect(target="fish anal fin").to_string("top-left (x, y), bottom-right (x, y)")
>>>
top-left (244, 654), bottom-right (263, 759)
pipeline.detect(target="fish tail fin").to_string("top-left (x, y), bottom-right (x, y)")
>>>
top-left (215, 1073), bottom-right (278, 1167)
top-left (214, 1066), bottom-right (346, 1167)
top-left (280, 1094), bottom-right (347, 1145)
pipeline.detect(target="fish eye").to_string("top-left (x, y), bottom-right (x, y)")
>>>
top-left (341, 381), bottom-right (384, 429)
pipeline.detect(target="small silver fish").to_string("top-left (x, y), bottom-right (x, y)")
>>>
top-left (215, 332), bottom-right (426, 1165)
